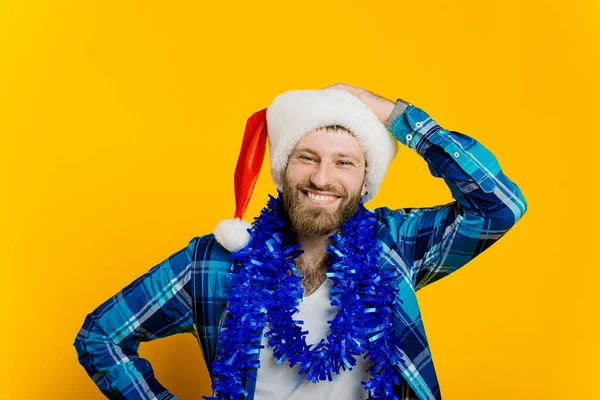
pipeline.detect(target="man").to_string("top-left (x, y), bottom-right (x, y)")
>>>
top-left (73, 83), bottom-right (527, 400)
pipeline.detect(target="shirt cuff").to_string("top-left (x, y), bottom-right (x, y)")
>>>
top-left (388, 104), bottom-right (424, 150)
top-left (389, 105), bottom-right (499, 193)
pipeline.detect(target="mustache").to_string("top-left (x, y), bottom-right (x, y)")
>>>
top-left (295, 181), bottom-right (347, 197)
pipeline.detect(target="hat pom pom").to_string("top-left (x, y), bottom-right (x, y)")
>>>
top-left (214, 218), bottom-right (253, 252)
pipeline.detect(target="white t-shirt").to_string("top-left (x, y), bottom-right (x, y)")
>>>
top-left (254, 278), bottom-right (373, 400)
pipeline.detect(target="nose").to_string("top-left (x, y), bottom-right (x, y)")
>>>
top-left (310, 161), bottom-right (335, 189)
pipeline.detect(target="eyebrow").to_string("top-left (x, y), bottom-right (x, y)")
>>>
top-left (293, 148), bottom-right (363, 164)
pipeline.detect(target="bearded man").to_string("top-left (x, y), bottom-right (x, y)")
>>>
top-left (74, 83), bottom-right (527, 400)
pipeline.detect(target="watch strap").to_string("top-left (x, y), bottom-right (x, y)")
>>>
top-left (385, 98), bottom-right (412, 130)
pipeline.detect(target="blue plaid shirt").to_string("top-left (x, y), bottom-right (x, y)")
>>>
top-left (73, 104), bottom-right (528, 399)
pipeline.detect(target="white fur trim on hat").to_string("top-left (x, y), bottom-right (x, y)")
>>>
top-left (214, 218), bottom-right (252, 252)
top-left (266, 88), bottom-right (398, 203)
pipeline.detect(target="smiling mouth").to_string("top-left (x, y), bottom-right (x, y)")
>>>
top-left (301, 190), bottom-right (341, 205)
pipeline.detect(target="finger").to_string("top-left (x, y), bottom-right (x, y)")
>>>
top-left (323, 82), bottom-right (348, 90)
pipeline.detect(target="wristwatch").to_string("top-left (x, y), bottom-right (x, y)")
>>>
top-left (384, 97), bottom-right (412, 130)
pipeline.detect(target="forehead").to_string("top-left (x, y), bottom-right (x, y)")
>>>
top-left (292, 128), bottom-right (364, 159)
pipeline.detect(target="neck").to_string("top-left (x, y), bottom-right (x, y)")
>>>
top-left (293, 231), bottom-right (332, 295)
top-left (294, 231), bottom-right (334, 259)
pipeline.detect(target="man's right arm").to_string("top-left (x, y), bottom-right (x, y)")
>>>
top-left (73, 238), bottom-right (198, 399)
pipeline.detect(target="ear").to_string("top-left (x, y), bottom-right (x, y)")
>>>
top-left (361, 181), bottom-right (368, 197)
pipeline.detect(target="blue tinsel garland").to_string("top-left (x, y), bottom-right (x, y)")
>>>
top-left (204, 192), bottom-right (405, 399)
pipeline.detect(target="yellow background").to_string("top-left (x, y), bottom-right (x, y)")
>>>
top-left (1, 0), bottom-right (598, 398)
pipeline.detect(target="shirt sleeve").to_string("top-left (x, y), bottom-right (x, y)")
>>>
top-left (384, 105), bottom-right (528, 291)
top-left (73, 238), bottom-right (198, 399)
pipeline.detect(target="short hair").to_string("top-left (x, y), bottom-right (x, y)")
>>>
top-left (321, 124), bottom-right (353, 135)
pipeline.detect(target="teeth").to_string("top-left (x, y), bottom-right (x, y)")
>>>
top-left (307, 192), bottom-right (336, 201)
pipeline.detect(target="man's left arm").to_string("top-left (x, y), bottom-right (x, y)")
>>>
top-left (385, 100), bottom-right (528, 291)
top-left (324, 83), bottom-right (527, 291)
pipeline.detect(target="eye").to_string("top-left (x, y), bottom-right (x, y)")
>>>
top-left (337, 160), bottom-right (354, 166)
top-left (300, 155), bottom-right (315, 162)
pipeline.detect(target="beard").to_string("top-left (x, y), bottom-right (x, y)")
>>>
top-left (282, 177), bottom-right (363, 237)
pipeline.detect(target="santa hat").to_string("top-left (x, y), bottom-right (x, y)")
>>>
top-left (214, 88), bottom-right (398, 252)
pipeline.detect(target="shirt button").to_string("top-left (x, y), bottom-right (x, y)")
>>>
top-left (415, 122), bottom-right (422, 128)
top-left (453, 152), bottom-right (460, 158)
top-left (406, 134), bottom-right (413, 141)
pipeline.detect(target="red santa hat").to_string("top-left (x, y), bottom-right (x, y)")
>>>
top-left (214, 88), bottom-right (398, 252)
